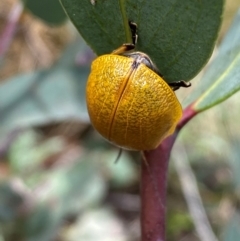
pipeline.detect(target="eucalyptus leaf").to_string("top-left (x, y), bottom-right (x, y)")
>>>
top-left (23, 0), bottom-right (67, 25)
top-left (0, 38), bottom-right (91, 142)
top-left (0, 66), bottom-right (89, 134)
top-left (184, 9), bottom-right (240, 112)
top-left (9, 130), bottom-right (65, 173)
top-left (60, 0), bottom-right (224, 82)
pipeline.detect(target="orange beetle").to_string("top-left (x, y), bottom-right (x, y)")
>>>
top-left (86, 22), bottom-right (190, 150)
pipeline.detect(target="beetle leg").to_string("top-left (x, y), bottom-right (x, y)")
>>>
top-left (129, 21), bottom-right (138, 45)
top-left (112, 43), bottom-right (135, 54)
top-left (112, 21), bottom-right (138, 55)
top-left (169, 80), bottom-right (191, 91)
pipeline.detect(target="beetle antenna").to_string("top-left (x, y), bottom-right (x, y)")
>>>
top-left (129, 21), bottom-right (138, 45)
top-left (114, 148), bottom-right (123, 163)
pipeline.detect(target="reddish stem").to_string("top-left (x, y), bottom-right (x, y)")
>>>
top-left (141, 134), bottom-right (176, 241)
top-left (140, 103), bottom-right (197, 241)
top-left (176, 103), bottom-right (197, 131)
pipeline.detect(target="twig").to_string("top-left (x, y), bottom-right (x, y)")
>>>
top-left (0, 1), bottom-right (23, 60)
top-left (172, 143), bottom-right (219, 241)
top-left (141, 134), bottom-right (177, 241)
top-left (140, 104), bottom-right (198, 241)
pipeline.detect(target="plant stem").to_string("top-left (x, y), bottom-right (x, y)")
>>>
top-left (177, 103), bottom-right (197, 130)
top-left (140, 104), bottom-right (197, 241)
top-left (141, 134), bottom-right (176, 241)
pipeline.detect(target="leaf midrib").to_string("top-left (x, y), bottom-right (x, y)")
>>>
top-left (119, 0), bottom-right (132, 43)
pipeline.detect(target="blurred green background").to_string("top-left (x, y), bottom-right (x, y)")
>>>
top-left (1, 0), bottom-right (240, 240)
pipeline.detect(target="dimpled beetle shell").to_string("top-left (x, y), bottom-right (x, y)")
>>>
top-left (86, 54), bottom-right (182, 151)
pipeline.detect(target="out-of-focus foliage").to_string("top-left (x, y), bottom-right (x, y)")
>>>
top-left (62, 208), bottom-right (129, 241)
top-left (0, 40), bottom-right (90, 138)
top-left (223, 214), bottom-right (240, 241)
top-left (0, 129), bottom-right (138, 241)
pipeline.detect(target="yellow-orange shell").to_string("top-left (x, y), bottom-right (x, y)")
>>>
top-left (86, 54), bottom-right (182, 150)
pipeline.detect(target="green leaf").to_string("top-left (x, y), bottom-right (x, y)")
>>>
top-left (184, 9), bottom-right (240, 111)
top-left (23, 0), bottom-right (67, 25)
top-left (0, 39), bottom-right (91, 135)
top-left (9, 130), bottom-right (65, 173)
top-left (223, 214), bottom-right (240, 241)
top-left (60, 0), bottom-right (224, 82)
top-left (0, 66), bottom-right (89, 133)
